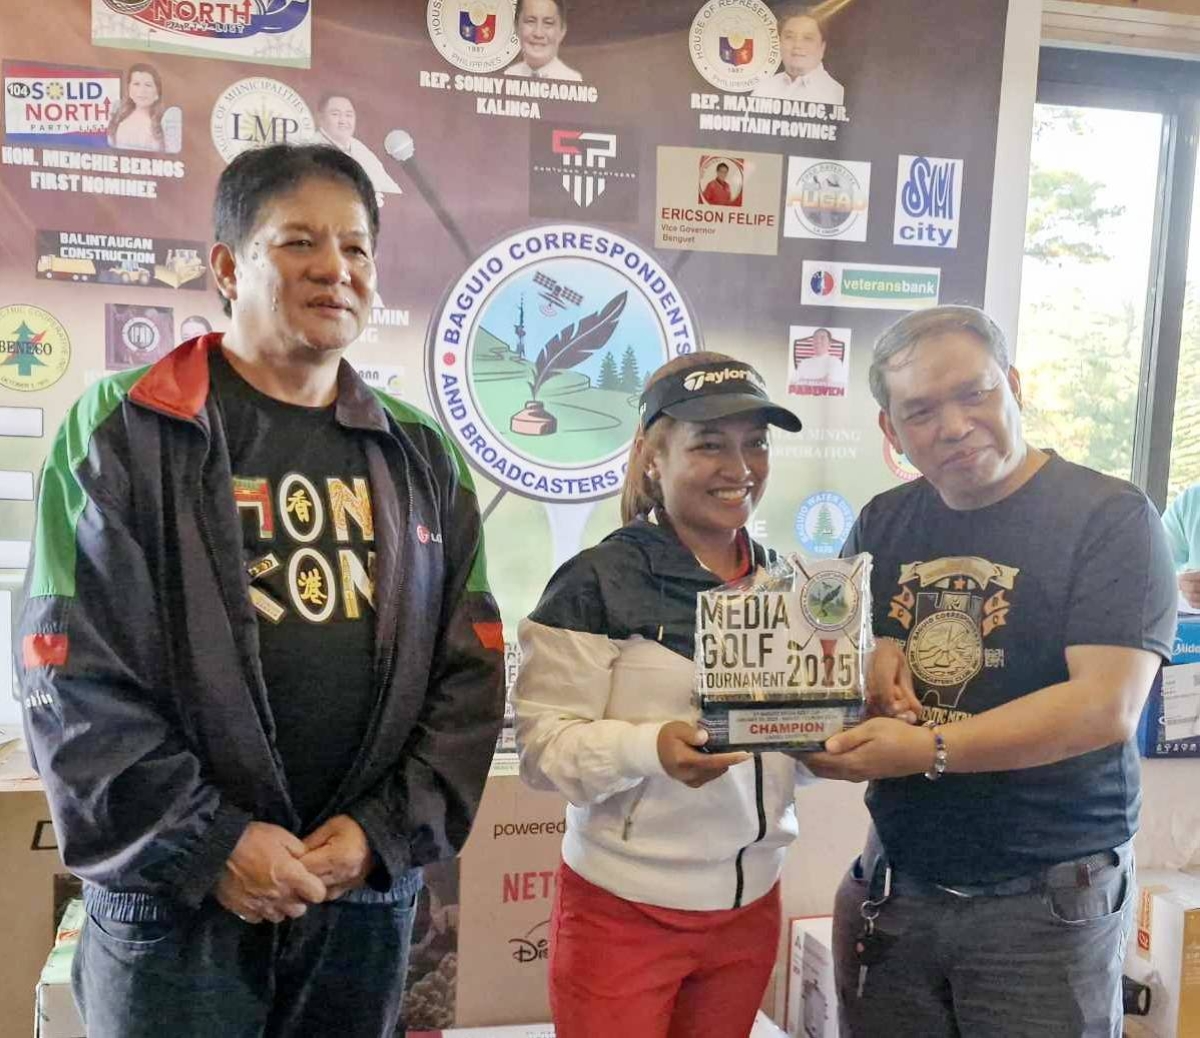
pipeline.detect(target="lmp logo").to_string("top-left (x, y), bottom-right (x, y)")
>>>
top-left (210, 77), bottom-right (313, 163)
top-left (550, 129), bottom-right (616, 208)
top-left (427, 225), bottom-right (696, 503)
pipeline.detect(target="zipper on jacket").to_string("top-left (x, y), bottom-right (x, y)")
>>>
top-left (732, 754), bottom-right (767, 908)
top-left (621, 783), bottom-right (649, 841)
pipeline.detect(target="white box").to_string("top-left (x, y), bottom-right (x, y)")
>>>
top-left (1125, 869), bottom-right (1200, 1038)
top-left (785, 916), bottom-right (838, 1038)
top-left (34, 899), bottom-right (84, 1038)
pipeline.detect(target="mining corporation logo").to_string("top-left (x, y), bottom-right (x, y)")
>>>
top-left (795, 492), bottom-right (854, 557)
top-left (427, 0), bottom-right (519, 73)
top-left (688, 0), bottom-right (780, 94)
top-left (0, 305), bottom-right (71, 393)
top-left (785, 157), bottom-right (871, 242)
top-left (428, 225), bottom-right (697, 503)
top-left (210, 77), bottom-right (313, 163)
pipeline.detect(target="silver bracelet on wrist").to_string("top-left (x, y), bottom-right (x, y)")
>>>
top-left (924, 726), bottom-right (947, 782)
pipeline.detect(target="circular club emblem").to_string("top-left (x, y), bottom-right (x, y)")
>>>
top-left (0, 304), bottom-right (71, 393)
top-left (809, 269), bottom-right (836, 297)
top-left (790, 161), bottom-right (869, 239)
top-left (907, 611), bottom-right (983, 688)
top-left (800, 570), bottom-right (857, 633)
top-left (428, 225), bottom-right (698, 503)
top-left (427, 0), bottom-right (519, 73)
top-left (120, 315), bottom-right (162, 356)
top-left (883, 439), bottom-right (922, 483)
top-left (688, 0), bottom-right (780, 94)
top-left (795, 492), bottom-right (854, 558)
top-left (211, 78), bottom-right (314, 163)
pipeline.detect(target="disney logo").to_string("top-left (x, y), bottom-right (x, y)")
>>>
top-left (508, 919), bottom-right (550, 965)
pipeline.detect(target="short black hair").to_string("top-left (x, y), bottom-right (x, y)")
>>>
top-left (317, 92), bottom-right (354, 115)
top-left (516, 0), bottom-right (566, 20)
top-left (777, 4), bottom-right (827, 39)
top-left (716, 162), bottom-right (730, 172)
top-left (212, 143), bottom-right (379, 316)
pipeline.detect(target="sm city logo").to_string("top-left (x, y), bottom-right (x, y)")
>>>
top-left (894, 155), bottom-right (963, 249)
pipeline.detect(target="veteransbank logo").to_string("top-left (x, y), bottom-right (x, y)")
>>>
top-left (428, 225), bottom-right (697, 503)
top-left (801, 261), bottom-right (941, 311)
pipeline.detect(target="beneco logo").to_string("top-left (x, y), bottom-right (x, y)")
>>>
top-left (427, 225), bottom-right (697, 503)
top-left (801, 261), bottom-right (941, 311)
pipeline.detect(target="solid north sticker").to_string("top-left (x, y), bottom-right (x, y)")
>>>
top-left (801, 261), bottom-right (940, 311)
top-left (784, 157), bottom-right (870, 241)
top-left (657, 145), bottom-right (782, 255)
top-left (210, 77), bottom-right (313, 162)
top-left (688, 0), bottom-right (780, 94)
top-left (3, 60), bottom-right (122, 149)
top-left (91, 0), bottom-right (313, 69)
top-left (427, 224), bottom-right (696, 503)
top-left (0, 305), bottom-right (71, 392)
top-left (427, 0), bottom-right (520, 73)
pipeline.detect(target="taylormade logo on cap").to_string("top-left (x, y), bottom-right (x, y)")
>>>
top-left (682, 368), bottom-right (760, 392)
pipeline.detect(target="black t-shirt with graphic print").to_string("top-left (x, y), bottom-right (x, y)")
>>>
top-left (211, 350), bottom-right (378, 829)
top-left (843, 453), bottom-right (1176, 885)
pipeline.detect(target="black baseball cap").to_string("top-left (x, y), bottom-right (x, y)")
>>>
top-left (640, 360), bottom-right (802, 432)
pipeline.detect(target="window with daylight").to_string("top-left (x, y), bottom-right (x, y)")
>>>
top-left (1017, 48), bottom-right (1200, 510)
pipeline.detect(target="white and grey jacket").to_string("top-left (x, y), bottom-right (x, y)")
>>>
top-left (514, 518), bottom-right (809, 912)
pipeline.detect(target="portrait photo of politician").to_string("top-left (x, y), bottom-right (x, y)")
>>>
top-left (312, 93), bottom-right (402, 207)
top-left (106, 63), bottom-right (182, 154)
top-left (789, 327), bottom-right (848, 396)
top-left (751, 4), bottom-right (844, 104)
top-left (698, 157), bottom-right (743, 207)
top-left (505, 0), bottom-right (582, 82)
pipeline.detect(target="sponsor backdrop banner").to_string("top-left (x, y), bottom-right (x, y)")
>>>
top-left (0, 0), bottom-right (1008, 1027)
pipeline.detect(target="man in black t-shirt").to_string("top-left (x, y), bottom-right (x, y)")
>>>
top-left (19, 145), bottom-right (505, 1037)
top-left (806, 305), bottom-right (1175, 1038)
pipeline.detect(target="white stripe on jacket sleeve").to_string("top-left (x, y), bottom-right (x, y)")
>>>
top-left (513, 618), bottom-right (667, 806)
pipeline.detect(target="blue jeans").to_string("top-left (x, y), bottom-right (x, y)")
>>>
top-left (832, 840), bottom-right (1133, 1037)
top-left (73, 870), bottom-right (422, 1038)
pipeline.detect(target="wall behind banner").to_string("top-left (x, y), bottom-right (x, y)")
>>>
top-left (0, 0), bottom-right (1008, 665)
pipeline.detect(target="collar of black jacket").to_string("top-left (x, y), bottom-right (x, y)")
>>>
top-left (603, 516), bottom-right (771, 582)
top-left (128, 333), bottom-right (393, 436)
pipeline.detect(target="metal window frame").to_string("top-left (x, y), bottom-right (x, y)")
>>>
top-left (1036, 46), bottom-right (1200, 509)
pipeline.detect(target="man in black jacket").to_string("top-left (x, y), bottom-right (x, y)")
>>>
top-left (17, 144), bottom-right (506, 1037)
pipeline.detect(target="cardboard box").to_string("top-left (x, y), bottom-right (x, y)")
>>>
top-left (0, 790), bottom-right (75, 1038)
top-left (1125, 869), bottom-right (1200, 1037)
top-left (34, 899), bottom-right (84, 1038)
top-left (1139, 617), bottom-right (1200, 758)
top-left (453, 774), bottom-right (567, 1028)
top-left (784, 916), bottom-right (838, 1038)
top-left (408, 1012), bottom-right (784, 1037)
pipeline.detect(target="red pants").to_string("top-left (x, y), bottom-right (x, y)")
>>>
top-left (548, 864), bottom-right (781, 1038)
